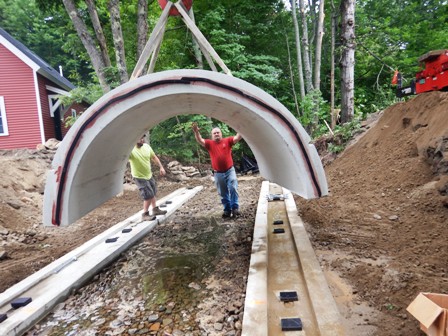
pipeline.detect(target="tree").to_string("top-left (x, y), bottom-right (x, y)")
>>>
top-left (15, 0), bottom-right (447, 144)
top-left (108, 0), bottom-right (128, 83)
top-left (85, 0), bottom-right (111, 68)
top-left (340, 0), bottom-right (355, 123)
top-left (330, 0), bottom-right (338, 129)
top-left (136, 0), bottom-right (149, 60)
top-left (289, 0), bottom-right (305, 100)
top-left (62, 0), bottom-right (111, 92)
top-left (298, 0), bottom-right (313, 93)
top-left (0, 0), bottom-right (92, 82)
top-left (313, 0), bottom-right (325, 91)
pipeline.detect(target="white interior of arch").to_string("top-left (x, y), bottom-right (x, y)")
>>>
top-left (43, 70), bottom-right (328, 226)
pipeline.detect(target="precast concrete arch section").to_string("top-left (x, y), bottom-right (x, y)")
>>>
top-left (43, 69), bottom-right (328, 226)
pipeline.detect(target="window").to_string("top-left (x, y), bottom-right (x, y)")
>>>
top-left (0, 97), bottom-right (8, 136)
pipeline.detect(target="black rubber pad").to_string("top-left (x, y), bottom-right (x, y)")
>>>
top-left (281, 318), bottom-right (302, 331)
top-left (0, 313), bottom-right (7, 323)
top-left (122, 228), bottom-right (132, 233)
top-left (280, 291), bottom-right (298, 302)
top-left (273, 220), bottom-right (284, 225)
top-left (273, 228), bottom-right (285, 234)
top-left (105, 237), bottom-right (118, 243)
top-left (11, 297), bottom-right (32, 309)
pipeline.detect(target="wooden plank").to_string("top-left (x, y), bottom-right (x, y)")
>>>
top-left (130, 2), bottom-right (172, 80)
top-left (147, 19), bottom-right (167, 74)
top-left (174, 1), bottom-right (232, 75)
top-left (190, 34), bottom-right (218, 72)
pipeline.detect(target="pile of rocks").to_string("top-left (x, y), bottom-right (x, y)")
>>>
top-left (167, 161), bottom-right (202, 181)
top-left (36, 138), bottom-right (60, 151)
top-left (0, 224), bottom-right (48, 252)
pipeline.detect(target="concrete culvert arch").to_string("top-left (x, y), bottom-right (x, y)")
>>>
top-left (43, 70), bottom-right (328, 226)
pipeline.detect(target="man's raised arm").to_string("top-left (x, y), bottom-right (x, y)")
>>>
top-left (192, 122), bottom-right (206, 147)
top-left (233, 133), bottom-right (242, 144)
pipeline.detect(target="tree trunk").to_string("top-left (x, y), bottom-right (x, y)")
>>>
top-left (307, 0), bottom-right (316, 72)
top-left (189, 7), bottom-right (204, 69)
top-left (109, 0), bottom-right (129, 84)
top-left (136, 0), bottom-right (148, 60)
top-left (330, 0), bottom-right (337, 129)
top-left (340, 0), bottom-right (355, 123)
top-left (62, 0), bottom-right (110, 92)
top-left (85, 0), bottom-right (111, 68)
top-left (313, 0), bottom-right (325, 90)
top-left (175, 116), bottom-right (187, 144)
top-left (308, 0), bottom-right (317, 46)
top-left (285, 34), bottom-right (300, 116)
top-left (290, 0), bottom-right (305, 99)
top-left (298, 0), bottom-right (314, 93)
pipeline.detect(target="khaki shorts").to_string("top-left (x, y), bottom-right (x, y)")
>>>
top-left (134, 177), bottom-right (157, 200)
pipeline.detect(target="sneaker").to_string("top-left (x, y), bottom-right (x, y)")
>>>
top-left (141, 211), bottom-right (156, 221)
top-left (222, 211), bottom-right (231, 218)
top-left (232, 208), bottom-right (240, 218)
top-left (152, 206), bottom-right (167, 216)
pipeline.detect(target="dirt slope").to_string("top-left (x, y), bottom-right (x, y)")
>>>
top-left (297, 91), bottom-right (448, 335)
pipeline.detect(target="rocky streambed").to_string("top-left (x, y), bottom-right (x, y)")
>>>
top-left (26, 177), bottom-right (263, 336)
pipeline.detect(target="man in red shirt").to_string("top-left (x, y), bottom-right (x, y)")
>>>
top-left (192, 122), bottom-right (242, 218)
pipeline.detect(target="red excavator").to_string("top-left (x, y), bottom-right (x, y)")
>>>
top-left (393, 49), bottom-right (448, 97)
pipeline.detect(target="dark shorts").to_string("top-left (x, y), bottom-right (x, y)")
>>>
top-left (134, 177), bottom-right (157, 200)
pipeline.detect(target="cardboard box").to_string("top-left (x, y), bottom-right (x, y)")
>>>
top-left (407, 293), bottom-right (448, 336)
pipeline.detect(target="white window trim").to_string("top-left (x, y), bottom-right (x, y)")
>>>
top-left (0, 96), bottom-right (9, 136)
top-left (33, 72), bottom-right (45, 145)
top-left (46, 85), bottom-right (71, 118)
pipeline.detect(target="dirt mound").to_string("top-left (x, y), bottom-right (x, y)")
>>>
top-left (0, 149), bottom-right (52, 230)
top-left (297, 91), bottom-right (448, 335)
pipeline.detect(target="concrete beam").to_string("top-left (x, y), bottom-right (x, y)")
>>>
top-left (43, 69), bottom-right (328, 226)
top-left (242, 183), bottom-right (344, 335)
top-left (242, 181), bottom-right (269, 336)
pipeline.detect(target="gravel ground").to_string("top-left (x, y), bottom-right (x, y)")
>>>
top-left (25, 176), bottom-right (263, 336)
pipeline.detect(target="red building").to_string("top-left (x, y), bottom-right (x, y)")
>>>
top-left (0, 27), bottom-right (88, 149)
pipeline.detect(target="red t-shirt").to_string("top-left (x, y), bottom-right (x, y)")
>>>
top-left (205, 137), bottom-right (235, 172)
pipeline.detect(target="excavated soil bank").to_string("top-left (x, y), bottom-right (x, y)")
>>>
top-left (298, 91), bottom-right (448, 335)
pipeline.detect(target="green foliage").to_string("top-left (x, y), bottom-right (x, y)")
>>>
top-left (327, 117), bottom-right (362, 154)
top-left (0, 0), bottom-right (93, 84)
top-left (299, 90), bottom-right (330, 138)
top-left (150, 115), bottom-right (210, 163)
top-left (149, 114), bottom-right (249, 165)
top-left (64, 114), bottom-right (80, 128)
top-left (195, 2), bottom-right (287, 96)
top-left (327, 143), bottom-right (345, 154)
top-left (385, 303), bottom-right (396, 311)
top-left (3, 0), bottom-right (447, 164)
top-left (60, 84), bottom-right (103, 106)
top-left (60, 83), bottom-right (102, 128)
top-left (355, 0), bottom-right (448, 115)
top-left (334, 118), bottom-right (362, 142)
top-left (354, 84), bottom-right (398, 118)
